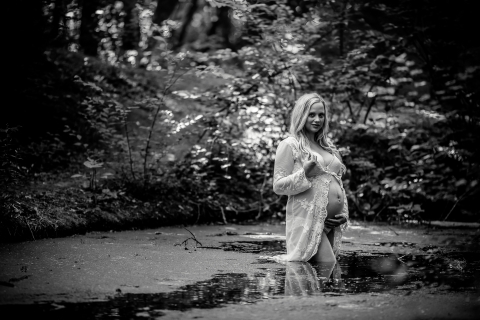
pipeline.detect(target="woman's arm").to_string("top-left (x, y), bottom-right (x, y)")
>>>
top-left (273, 140), bottom-right (312, 196)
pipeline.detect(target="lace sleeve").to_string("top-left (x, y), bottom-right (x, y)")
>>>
top-left (339, 188), bottom-right (349, 231)
top-left (273, 140), bottom-right (312, 196)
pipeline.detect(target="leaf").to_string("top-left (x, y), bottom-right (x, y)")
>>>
top-left (412, 204), bottom-right (423, 212)
top-left (83, 159), bottom-right (104, 169)
top-left (232, 10), bottom-right (247, 21)
top-left (102, 188), bottom-right (118, 198)
top-left (100, 173), bottom-right (114, 179)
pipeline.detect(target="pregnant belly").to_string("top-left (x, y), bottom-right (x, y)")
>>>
top-left (326, 179), bottom-right (344, 219)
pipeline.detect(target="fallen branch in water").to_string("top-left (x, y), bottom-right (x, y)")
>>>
top-left (175, 228), bottom-right (202, 250)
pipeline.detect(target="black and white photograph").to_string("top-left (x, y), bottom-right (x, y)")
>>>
top-left (1, 0), bottom-right (479, 319)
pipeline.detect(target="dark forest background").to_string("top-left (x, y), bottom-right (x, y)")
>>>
top-left (1, 0), bottom-right (479, 240)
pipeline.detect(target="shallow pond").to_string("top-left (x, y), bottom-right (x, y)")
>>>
top-left (1, 241), bottom-right (478, 319)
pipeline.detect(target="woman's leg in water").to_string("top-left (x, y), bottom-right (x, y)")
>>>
top-left (309, 232), bottom-right (336, 263)
top-left (327, 229), bottom-right (335, 247)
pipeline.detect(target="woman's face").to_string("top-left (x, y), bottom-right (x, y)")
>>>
top-left (304, 102), bottom-right (325, 134)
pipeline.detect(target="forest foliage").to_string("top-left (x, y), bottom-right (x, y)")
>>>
top-left (1, 0), bottom-right (479, 239)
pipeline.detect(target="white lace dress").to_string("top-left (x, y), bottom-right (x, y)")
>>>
top-left (272, 137), bottom-right (349, 262)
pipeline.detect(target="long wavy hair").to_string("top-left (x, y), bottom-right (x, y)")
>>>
top-left (289, 93), bottom-right (338, 162)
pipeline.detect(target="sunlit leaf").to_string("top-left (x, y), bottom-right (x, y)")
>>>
top-left (83, 159), bottom-right (103, 169)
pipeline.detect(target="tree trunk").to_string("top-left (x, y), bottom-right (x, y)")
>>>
top-left (4, 0), bottom-right (45, 134)
top-left (153, 0), bottom-right (179, 25)
top-left (51, 0), bottom-right (66, 47)
top-left (174, 0), bottom-right (198, 48)
top-left (208, 7), bottom-right (235, 50)
top-left (122, 0), bottom-right (141, 50)
top-left (15, 0), bottom-right (45, 57)
top-left (79, 0), bottom-right (100, 56)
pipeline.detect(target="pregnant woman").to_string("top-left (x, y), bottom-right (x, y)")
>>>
top-left (272, 93), bottom-right (348, 263)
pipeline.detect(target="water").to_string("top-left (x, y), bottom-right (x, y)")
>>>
top-left (1, 242), bottom-right (479, 319)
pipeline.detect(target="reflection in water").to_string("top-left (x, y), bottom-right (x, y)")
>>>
top-left (279, 252), bottom-right (480, 296)
top-left (1, 252), bottom-right (478, 319)
top-left (285, 261), bottom-right (339, 296)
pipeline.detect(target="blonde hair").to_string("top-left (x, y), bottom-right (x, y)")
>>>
top-left (289, 93), bottom-right (338, 162)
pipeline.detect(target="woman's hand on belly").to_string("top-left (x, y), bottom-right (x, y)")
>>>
top-left (325, 180), bottom-right (346, 228)
top-left (324, 214), bottom-right (347, 229)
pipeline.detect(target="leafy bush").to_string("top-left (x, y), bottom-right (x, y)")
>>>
top-left (0, 126), bottom-right (25, 190)
top-left (0, 125), bottom-right (29, 235)
top-left (173, 0), bottom-right (480, 222)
